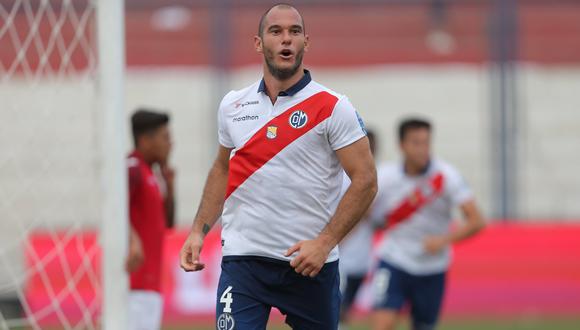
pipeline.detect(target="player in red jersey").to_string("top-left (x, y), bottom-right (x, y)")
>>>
top-left (125, 109), bottom-right (175, 330)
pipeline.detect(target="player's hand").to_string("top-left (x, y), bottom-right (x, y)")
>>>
top-left (180, 231), bottom-right (205, 272)
top-left (285, 237), bottom-right (334, 278)
top-left (125, 230), bottom-right (144, 273)
top-left (160, 163), bottom-right (175, 188)
top-left (423, 235), bottom-right (449, 255)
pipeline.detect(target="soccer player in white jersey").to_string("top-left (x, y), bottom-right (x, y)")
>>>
top-left (370, 118), bottom-right (485, 330)
top-left (179, 3), bottom-right (377, 329)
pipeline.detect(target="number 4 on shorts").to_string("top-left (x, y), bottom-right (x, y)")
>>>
top-left (220, 286), bottom-right (233, 313)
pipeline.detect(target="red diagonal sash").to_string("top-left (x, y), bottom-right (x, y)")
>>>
top-left (225, 91), bottom-right (338, 199)
top-left (386, 172), bottom-right (445, 228)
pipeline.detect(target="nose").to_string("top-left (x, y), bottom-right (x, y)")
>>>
top-left (281, 30), bottom-right (292, 44)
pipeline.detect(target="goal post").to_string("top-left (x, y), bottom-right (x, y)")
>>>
top-left (96, 0), bottom-right (128, 329)
top-left (0, 0), bottom-right (128, 328)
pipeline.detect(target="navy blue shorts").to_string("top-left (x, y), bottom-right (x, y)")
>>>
top-left (372, 260), bottom-right (446, 329)
top-left (339, 274), bottom-right (365, 318)
top-left (216, 256), bottom-right (341, 330)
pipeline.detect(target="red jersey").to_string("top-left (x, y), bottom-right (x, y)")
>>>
top-left (128, 151), bottom-right (166, 292)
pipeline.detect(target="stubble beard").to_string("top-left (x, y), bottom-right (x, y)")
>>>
top-left (264, 47), bottom-right (304, 81)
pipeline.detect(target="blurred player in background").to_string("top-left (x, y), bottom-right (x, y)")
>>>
top-left (180, 3), bottom-right (376, 329)
top-left (338, 128), bottom-right (380, 327)
top-left (125, 109), bottom-right (175, 330)
top-left (371, 118), bottom-right (485, 330)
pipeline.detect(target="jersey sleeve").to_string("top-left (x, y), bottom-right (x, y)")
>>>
top-left (327, 96), bottom-right (367, 151)
top-left (217, 93), bottom-right (235, 148)
top-left (339, 171), bottom-right (351, 197)
top-left (444, 165), bottom-right (474, 206)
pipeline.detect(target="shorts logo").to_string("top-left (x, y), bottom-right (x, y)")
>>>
top-left (266, 125), bottom-right (278, 139)
top-left (217, 313), bottom-right (235, 330)
top-left (288, 110), bottom-right (308, 129)
top-left (372, 268), bottom-right (391, 307)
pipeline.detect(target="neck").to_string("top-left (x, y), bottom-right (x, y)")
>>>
top-left (262, 65), bottom-right (304, 103)
top-left (135, 148), bottom-right (155, 166)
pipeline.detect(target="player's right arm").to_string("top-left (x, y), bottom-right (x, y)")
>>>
top-left (424, 199), bottom-right (486, 254)
top-left (180, 145), bottom-right (232, 272)
top-left (424, 165), bottom-right (486, 254)
top-left (125, 226), bottom-right (144, 273)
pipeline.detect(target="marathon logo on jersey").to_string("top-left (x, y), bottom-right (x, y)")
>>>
top-left (233, 115), bottom-right (259, 122)
top-left (288, 110), bottom-right (308, 129)
top-left (266, 125), bottom-right (278, 139)
top-left (235, 100), bottom-right (259, 109)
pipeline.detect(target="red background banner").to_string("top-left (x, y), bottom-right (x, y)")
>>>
top-left (25, 223), bottom-right (580, 325)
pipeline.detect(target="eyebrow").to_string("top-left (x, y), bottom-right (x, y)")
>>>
top-left (267, 24), bottom-right (303, 31)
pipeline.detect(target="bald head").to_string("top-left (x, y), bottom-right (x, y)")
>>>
top-left (258, 3), bottom-right (305, 38)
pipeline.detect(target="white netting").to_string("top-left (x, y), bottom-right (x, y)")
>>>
top-left (0, 0), bottom-right (102, 328)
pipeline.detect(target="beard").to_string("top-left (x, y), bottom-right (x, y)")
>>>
top-left (264, 47), bottom-right (304, 81)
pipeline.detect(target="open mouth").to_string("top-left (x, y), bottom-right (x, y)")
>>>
top-left (279, 49), bottom-right (294, 60)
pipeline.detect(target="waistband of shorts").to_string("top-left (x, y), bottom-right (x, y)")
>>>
top-left (222, 255), bottom-right (339, 267)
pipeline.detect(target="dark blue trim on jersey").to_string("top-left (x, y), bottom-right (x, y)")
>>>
top-left (402, 159), bottom-right (432, 177)
top-left (257, 69), bottom-right (312, 96)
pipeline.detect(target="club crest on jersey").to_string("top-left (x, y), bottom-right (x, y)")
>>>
top-left (266, 125), bottom-right (278, 139)
top-left (288, 110), bottom-right (308, 129)
top-left (217, 313), bottom-right (235, 330)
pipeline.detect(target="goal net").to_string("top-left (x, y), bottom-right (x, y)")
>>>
top-left (0, 0), bottom-right (126, 328)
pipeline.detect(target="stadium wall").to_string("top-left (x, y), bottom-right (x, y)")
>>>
top-left (124, 65), bottom-right (580, 223)
top-left (2, 65), bottom-right (579, 234)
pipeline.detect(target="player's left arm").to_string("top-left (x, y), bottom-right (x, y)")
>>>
top-left (424, 199), bottom-right (486, 254)
top-left (285, 137), bottom-right (377, 277)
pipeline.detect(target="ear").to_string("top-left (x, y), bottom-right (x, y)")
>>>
top-left (304, 34), bottom-right (310, 52)
top-left (254, 35), bottom-right (263, 54)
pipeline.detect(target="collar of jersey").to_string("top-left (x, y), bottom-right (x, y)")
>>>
top-left (257, 69), bottom-right (312, 97)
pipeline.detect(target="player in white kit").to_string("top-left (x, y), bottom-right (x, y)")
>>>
top-left (371, 118), bottom-right (485, 330)
top-left (179, 4), bottom-right (377, 329)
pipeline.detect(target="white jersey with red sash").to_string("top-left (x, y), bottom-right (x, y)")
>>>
top-left (372, 160), bottom-right (473, 275)
top-left (217, 70), bottom-right (367, 263)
